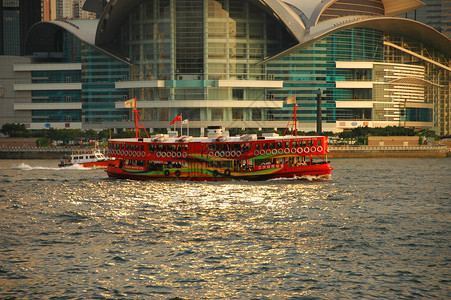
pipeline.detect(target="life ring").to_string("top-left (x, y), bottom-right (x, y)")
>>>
top-left (278, 149), bottom-right (283, 154)
top-left (175, 170), bottom-right (181, 177)
top-left (215, 151), bottom-right (220, 157)
top-left (254, 150), bottom-right (260, 156)
top-left (213, 170), bottom-right (219, 177)
top-left (132, 151), bottom-right (137, 157)
top-left (231, 151), bottom-right (237, 157)
top-left (260, 150), bottom-right (265, 156)
top-left (291, 148), bottom-right (296, 154)
top-left (182, 152), bottom-right (188, 158)
top-left (225, 151), bottom-right (231, 157)
top-left (236, 151), bottom-right (241, 157)
top-left (304, 147), bottom-right (310, 153)
top-left (142, 151), bottom-right (146, 157)
top-left (297, 148), bottom-right (303, 154)
top-left (161, 152), bottom-right (167, 157)
top-left (220, 151), bottom-right (225, 157)
top-left (224, 169), bottom-right (231, 176)
top-left (164, 170), bottom-right (170, 176)
top-left (266, 149), bottom-right (271, 155)
top-left (284, 148), bottom-right (290, 154)
top-left (317, 146), bottom-right (323, 152)
top-left (121, 150), bottom-right (125, 156)
top-left (272, 149), bottom-right (277, 155)
top-left (209, 151), bottom-right (214, 157)
top-left (310, 146), bottom-right (316, 152)
top-left (156, 152), bottom-right (161, 157)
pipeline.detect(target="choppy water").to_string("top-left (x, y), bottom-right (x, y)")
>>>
top-left (0, 158), bottom-right (450, 299)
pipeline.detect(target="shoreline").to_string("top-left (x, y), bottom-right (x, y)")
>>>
top-left (0, 145), bottom-right (448, 159)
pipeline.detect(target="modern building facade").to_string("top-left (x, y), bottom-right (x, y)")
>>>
top-left (0, 0), bottom-right (41, 56)
top-left (6, 0), bottom-right (451, 135)
top-left (400, 0), bottom-right (451, 39)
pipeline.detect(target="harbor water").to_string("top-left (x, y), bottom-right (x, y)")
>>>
top-left (0, 158), bottom-right (450, 299)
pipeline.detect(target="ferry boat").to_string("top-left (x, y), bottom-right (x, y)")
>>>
top-left (105, 98), bottom-right (333, 181)
top-left (106, 129), bottom-right (332, 181)
top-left (58, 149), bottom-right (119, 168)
top-left (105, 97), bottom-right (332, 181)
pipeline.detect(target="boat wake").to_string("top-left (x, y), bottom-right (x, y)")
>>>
top-left (268, 174), bottom-right (332, 182)
top-left (16, 163), bottom-right (90, 171)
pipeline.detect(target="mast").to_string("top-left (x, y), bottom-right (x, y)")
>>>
top-left (133, 96), bottom-right (150, 139)
top-left (283, 92), bottom-right (298, 136)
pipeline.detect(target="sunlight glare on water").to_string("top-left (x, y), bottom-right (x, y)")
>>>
top-left (0, 158), bottom-right (449, 299)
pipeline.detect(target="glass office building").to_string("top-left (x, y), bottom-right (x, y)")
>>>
top-left (20, 0), bottom-right (450, 134)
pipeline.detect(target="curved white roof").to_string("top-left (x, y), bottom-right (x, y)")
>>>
top-left (282, 0), bottom-right (425, 26)
top-left (26, 0), bottom-right (449, 63)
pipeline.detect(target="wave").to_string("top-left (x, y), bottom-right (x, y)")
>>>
top-left (16, 163), bottom-right (91, 171)
top-left (268, 174), bottom-right (331, 182)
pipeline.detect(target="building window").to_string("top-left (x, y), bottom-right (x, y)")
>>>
top-left (65, 96), bottom-right (72, 102)
top-left (232, 89), bottom-right (244, 100)
top-left (65, 115), bottom-right (72, 122)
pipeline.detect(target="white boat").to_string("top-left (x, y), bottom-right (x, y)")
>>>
top-left (58, 149), bottom-right (118, 168)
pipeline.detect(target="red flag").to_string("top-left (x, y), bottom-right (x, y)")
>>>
top-left (170, 115), bottom-right (182, 124)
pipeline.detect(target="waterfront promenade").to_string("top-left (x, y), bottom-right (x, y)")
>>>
top-left (327, 145), bottom-right (448, 158)
top-left (0, 145), bottom-right (448, 159)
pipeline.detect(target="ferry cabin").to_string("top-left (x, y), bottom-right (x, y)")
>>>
top-left (106, 130), bottom-right (331, 180)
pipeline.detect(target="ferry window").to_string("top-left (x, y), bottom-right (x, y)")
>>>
top-left (277, 142), bottom-right (282, 149)
top-left (184, 145), bottom-right (188, 151)
top-left (90, 155), bottom-right (95, 159)
top-left (307, 140), bottom-right (313, 147)
top-left (285, 142), bottom-right (290, 148)
top-left (292, 141), bottom-right (298, 147)
top-left (300, 141), bottom-right (306, 147)
top-left (126, 145), bottom-right (129, 150)
top-left (141, 145), bottom-right (144, 151)
top-left (263, 143), bottom-right (268, 150)
top-left (255, 143), bottom-right (260, 150)
top-left (317, 140), bottom-right (322, 146)
top-left (270, 143), bottom-right (275, 149)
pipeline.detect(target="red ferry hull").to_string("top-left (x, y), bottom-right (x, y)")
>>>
top-left (105, 163), bottom-right (332, 181)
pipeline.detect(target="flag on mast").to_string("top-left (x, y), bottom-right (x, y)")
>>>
top-left (124, 98), bottom-right (135, 108)
top-left (170, 115), bottom-right (182, 125)
top-left (286, 95), bottom-right (296, 104)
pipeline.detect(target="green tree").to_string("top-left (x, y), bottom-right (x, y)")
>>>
top-left (1, 123), bottom-right (29, 137)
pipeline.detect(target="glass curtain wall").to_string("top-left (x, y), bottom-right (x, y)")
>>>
top-left (383, 35), bottom-right (450, 135)
top-left (266, 28), bottom-right (383, 125)
top-left (81, 44), bottom-right (130, 124)
top-left (31, 32), bottom-right (83, 124)
top-left (119, 0), bottom-right (296, 125)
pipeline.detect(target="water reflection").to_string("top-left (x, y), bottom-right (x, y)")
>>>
top-left (1, 159), bottom-right (449, 298)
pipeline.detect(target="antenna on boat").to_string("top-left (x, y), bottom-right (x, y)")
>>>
top-left (283, 92), bottom-right (298, 136)
top-left (132, 96), bottom-right (150, 139)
